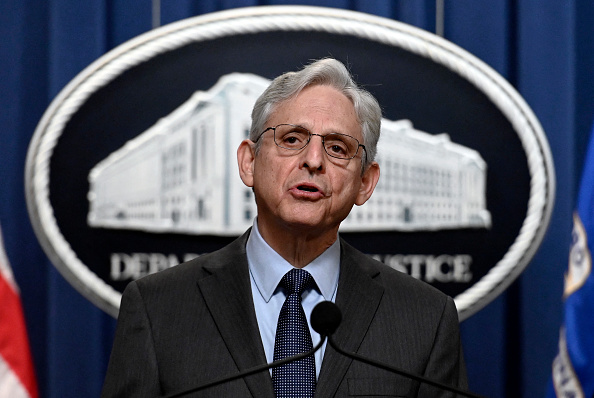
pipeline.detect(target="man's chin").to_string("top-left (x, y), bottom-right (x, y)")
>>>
top-left (278, 212), bottom-right (340, 235)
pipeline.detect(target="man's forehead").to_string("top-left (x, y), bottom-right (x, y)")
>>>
top-left (271, 84), bottom-right (354, 111)
top-left (267, 85), bottom-right (361, 137)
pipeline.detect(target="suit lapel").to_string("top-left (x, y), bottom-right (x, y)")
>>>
top-left (197, 232), bottom-right (275, 398)
top-left (315, 240), bottom-right (385, 398)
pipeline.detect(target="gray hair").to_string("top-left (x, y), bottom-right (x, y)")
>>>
top-left (250, 58), bottom-right (382, 170)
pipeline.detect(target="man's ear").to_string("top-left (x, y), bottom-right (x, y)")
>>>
top-left (355, 161), bottom-right (380, 206)
top-left (237, 139), bottom-right (256, 188)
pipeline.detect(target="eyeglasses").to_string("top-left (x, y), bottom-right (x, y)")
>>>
top-left (256, 124), bottom-right (366, 161)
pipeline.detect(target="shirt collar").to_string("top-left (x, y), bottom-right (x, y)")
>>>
top-left (246, 218), bottom-right (340, 303)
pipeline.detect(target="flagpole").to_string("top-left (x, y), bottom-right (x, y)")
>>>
top-left (152, 0), bottom-right (161, 29)
top-left (436, 0), bottom-right (444, 37)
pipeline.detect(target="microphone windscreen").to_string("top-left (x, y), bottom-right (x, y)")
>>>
top-left (311, 301), bottom-right (342, 336)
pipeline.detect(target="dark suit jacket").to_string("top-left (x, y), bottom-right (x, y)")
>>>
top-left (101, 230), bottom-right (467, 397)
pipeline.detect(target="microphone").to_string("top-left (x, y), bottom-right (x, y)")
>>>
top-left (163, 333), bottom-right (325, 398)
top-left (310, 300), bottom-right (342, 336)
top-left (311, 301), bottom-right (486, 398)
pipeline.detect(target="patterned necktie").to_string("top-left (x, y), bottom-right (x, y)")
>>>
top-left (272, 269), bottom-right (316, 398)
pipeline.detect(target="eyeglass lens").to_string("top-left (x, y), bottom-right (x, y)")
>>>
top-left (273, 124), bottom-right (359, 159)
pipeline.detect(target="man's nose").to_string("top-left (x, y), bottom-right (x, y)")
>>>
top-left (301, 134), bottom-right (326, 171)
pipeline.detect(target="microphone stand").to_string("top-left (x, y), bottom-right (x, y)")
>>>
top-left (326, 335), bottom-right (486, 398)
top-left (163, 336), bottom-right (326, 398)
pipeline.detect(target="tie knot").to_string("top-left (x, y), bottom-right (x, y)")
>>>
top-left (280, 269), bottom-right (314, 296)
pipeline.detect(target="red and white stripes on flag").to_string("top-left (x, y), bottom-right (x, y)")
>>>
top-left (0, 227), bottom-right (38, 398)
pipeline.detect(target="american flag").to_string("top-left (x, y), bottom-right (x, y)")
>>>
top-left (0, 225), bottom-right (38, 398)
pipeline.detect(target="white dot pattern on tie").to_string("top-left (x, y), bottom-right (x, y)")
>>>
top-left (272, 269), bottom-right (316, 397)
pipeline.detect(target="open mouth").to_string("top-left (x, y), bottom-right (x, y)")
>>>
top-left (298, 185), bottom-right (319, 192)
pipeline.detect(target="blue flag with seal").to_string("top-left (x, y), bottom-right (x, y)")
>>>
top-left (548, 126), bottom-right (594, 397)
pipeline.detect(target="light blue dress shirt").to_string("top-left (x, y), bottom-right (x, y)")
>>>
top-left (246, 219), bottom-right (340, 379)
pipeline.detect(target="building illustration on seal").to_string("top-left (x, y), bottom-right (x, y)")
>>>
top-left (87, 73), bottom-right (491, 235)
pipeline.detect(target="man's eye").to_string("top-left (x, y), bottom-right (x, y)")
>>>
top-left (326, 140), bottom-right (349, 156)
top-left (330, 144), bottom-right (346, 154)
top-left (280, 132), bottom-right (306, 147)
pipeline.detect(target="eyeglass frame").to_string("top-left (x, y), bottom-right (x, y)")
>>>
top-left (254, 123), bottom-right (367, 162)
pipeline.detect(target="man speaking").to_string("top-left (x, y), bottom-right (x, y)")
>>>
top-left (101, 58), bottom-right (468, 397)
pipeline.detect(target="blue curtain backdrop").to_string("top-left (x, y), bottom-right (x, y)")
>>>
top-left (0, 1), bottom-right (591, 397)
